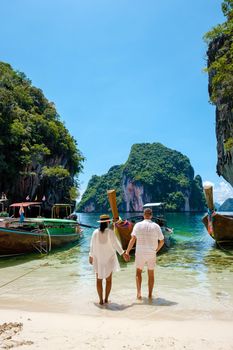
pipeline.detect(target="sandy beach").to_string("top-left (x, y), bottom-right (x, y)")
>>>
top-left (0, 259), bottom-right (233, 350)
top-left (0, 266), bottom-right (233, 350)
top-left (0, 307), bottom-right (233, 350)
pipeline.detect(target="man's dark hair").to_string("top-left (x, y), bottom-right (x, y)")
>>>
top-left (144, 208), bottom-right (152, 215)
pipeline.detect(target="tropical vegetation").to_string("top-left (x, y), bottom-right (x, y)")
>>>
top-left (204, 0), bottom-right (233, 105)
top-left (0, 62), bottom-right (84, 204)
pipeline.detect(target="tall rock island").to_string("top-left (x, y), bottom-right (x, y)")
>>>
top-left (205, 1), bottom-right (233, 187)
top-left (0, 62), bottom-right (84, 211)
top-left (77, 143), bottom-right (206, 212)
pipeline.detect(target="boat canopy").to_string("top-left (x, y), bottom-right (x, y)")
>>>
top-left (10, 202), bottom-right (42, 207)
top-left (9, 202), bottom-right (42, 218)
top-left (51, 203), bottom-right (73, 219)
top-left (143, 203), bottom-right (164, 208)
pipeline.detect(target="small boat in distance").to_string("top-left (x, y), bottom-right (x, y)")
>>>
top-left (126, 202), bottom-right (173, 249)
top-left (107, 190), bottom-right (173, 251)
top-left (144, 202), bottom-right (173, 235)
top-left (202, 185), bottom-right (233, 244)
top-left (0, 202), bottom-right (82, 257)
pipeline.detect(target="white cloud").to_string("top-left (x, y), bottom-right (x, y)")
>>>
top-left (203, 180), bottom-right (233, 204)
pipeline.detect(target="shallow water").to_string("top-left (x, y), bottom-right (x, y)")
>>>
top-left (0, 213), bottom-right (232, 320)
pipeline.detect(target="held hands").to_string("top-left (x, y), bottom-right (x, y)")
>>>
top-left (123, 251), bottom-right (130, 262)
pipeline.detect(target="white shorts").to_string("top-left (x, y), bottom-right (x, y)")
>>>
top-left (135, 254), bottom-right (156, 270)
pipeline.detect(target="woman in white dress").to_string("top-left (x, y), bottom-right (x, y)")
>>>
top-left (89, 214), bottom-right (128, 305)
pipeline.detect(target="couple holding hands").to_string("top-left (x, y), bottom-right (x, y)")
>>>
top-left (89, 208), bottom-right (164, 305)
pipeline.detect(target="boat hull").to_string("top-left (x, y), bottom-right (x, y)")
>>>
top-left (0, 225), bottom-right (82, 257)
top-left (202, 213), bottom-right (233, 243)
top-left (115, 221), bottom-right (134, 250)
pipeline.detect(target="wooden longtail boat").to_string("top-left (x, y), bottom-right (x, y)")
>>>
top-left (107, 189), bottom-right (173, 250)
top-left (0, 202), bottom-right (82, 257)
top-left (0, 217), bottom-right (82, 257)
top-left (202, 185), bottom-right (233, 244)
top-left (107, 190), bottom-right (133, 250)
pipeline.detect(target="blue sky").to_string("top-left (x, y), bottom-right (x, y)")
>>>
top-left (1, 0), bottom-right (233, 202)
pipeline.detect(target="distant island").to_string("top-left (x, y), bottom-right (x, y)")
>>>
top-left (219, 198), bottom-right (233, 211)
top-left (77, 143), bottom-right (206, 213)
top-left (214, 202), bottom-right (221, 211)
top-left (0, 62), bottom-right (84, 212)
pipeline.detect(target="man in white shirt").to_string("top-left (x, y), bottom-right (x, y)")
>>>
top-left (126, 208), bottom-right (164, 300)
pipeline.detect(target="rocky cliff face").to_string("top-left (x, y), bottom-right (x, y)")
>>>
top-left (7, 149), bottom-right (77, 217)
top-left (121, 175), bottom-right (192, 212)
top-left (207, 35), bottom-right (233, 187)
top-left (14, 157), bottom-right (74, 210)
top-left (122, 176), bottom-right (149, 212)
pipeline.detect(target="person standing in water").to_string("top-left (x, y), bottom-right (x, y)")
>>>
top-left (89, 214), bottom-right (129, 305)
top-left (19, 205), bottom-right (25, 223)
top-left (125, 208), bottom-right (164, 300)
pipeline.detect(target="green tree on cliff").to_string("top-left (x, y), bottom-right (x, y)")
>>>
top-left (0, 62), bottom-right (84, 203)
top-left (204, 0), bottom-right (233, 104)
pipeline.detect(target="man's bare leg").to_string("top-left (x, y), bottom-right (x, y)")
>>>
top-left (148, 269), bottom-right (154, 299)
top-left (105, 273), bottom-right (112, 303)
top-left (136, 268), bottom-right (142, 299)
top-left (96, 276), bottom-right (104, 305)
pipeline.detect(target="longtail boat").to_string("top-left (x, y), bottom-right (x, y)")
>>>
top-left (107, 189), bottom-right (173, 250)
top-left (202, 185), bottom-right (233, 244)
top-left (107, 190), bottom-right (133, 250)
top-left (0, 202), bottom-right (82, 257)
top-left (0, 217), bottom-right (82, 257)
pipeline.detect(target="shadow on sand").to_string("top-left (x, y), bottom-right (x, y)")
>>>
top-left (94, 297), bottom-right (177, 311)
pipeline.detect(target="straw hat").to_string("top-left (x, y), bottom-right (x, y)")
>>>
top-left (97, 214), bottom-right (111, 223)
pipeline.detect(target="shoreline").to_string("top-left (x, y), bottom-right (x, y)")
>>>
top-left (1, 308), bottom-right (233, 350)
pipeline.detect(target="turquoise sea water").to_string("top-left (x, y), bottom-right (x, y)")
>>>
top-left (0, 213), bottom-right (232, 320)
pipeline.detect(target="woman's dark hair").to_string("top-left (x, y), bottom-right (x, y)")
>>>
top-left (99, 222), bottom-right (108, 232)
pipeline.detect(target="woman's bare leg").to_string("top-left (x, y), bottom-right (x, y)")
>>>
top-left (105, 273), bottom-right (112, 303)
top-left (96, 275), bottom-right (104, 305)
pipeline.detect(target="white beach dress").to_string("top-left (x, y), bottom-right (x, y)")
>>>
top-left (89, 228), bottom-right (124, 279)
